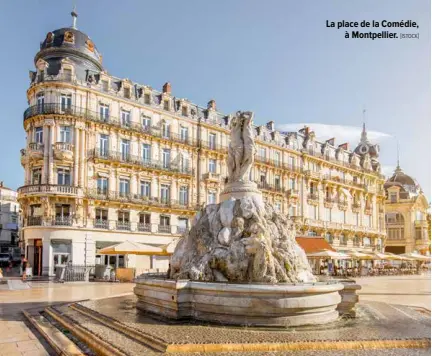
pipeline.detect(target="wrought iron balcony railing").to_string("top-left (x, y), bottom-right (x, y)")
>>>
top-left (87, 149), bottom-right (193, 175)
top-left (116, 221), bottom-right (131, 231)
top-left (27, 216), bottom-right (42, 226)
top-left (53, 216), bottom-right (72, 226)
top-left (158, 225), bottom-right (171, 233)
top-left (29, 142), bottom-right (44, 151)
top-left (94, 219), bottom-right (109, 229)
top-left (138, 223), bottom-right (151, 232)
top-left (256, 182), bottom-right (286, 193)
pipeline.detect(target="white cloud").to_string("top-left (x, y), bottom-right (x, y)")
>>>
top-left (276, 123), bottom-right (392, 146)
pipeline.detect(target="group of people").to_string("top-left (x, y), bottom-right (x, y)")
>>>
top-left (318, 263), bottom-right (428, 277)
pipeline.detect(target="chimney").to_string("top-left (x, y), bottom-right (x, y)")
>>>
top-left (339, 143), bottom-right (349, 150)
top-left (162, 82), bottom-right (171, 94)
top-left (266, 121), bottom-right (275, 131)
top-left (207, 99), bottom-right (216, 110)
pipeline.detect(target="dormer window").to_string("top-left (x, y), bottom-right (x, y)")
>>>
top-left (124, 87), bottom-right (131, 99)
top-left (163, 100), bottom-right (170, 111)
top-left (63, 68), bottom-right (72, 82)
top-left (181, 106), bottom-right (188, 117)
top-left (101, 80), bottom-right (109, 92)
top-left (144, 93), bottom-right (151, 105)
top-left (390, 192), bottom-right (398, 203)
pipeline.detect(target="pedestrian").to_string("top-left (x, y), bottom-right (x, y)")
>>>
top-left (21, 257), bottom-right (28, 281)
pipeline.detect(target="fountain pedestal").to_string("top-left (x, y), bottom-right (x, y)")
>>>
top-left (134, 279), bottom-right (343, 327)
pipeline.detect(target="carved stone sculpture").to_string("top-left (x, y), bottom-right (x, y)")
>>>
top-left (169, 110), bottom-right (316, 284)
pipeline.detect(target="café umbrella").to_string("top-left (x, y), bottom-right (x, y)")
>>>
top-left (98, 241), bottom-right (169, 256)
top-left (307, 249), bottom-right (350, 259)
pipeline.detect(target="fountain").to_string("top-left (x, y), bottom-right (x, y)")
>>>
top-left (134, 111), bottom-right (344, 327)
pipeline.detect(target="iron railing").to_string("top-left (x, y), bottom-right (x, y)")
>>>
top-left (256, 182), bottom-right (286, 193)
top-left (137, 223), bottom-right (151, 232)
top-left (87, 149), bottom-right (193, 175)
top-left (53, 216), bottom-right (72, 226)
top-left (116, 221), bottom-right (131, 231)
top-left (94, 219), bottom-right (109, 229)
top-left (158, 225), bottom-right (171, 233)
top-left (29, 142), bottom-right (44, 151)
top-left (27, 216), bottom-right (42, 226)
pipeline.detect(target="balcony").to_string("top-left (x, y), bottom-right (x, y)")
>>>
top-left (364, 206), bottom-right (373, 215)
top-left (116, 221), bottom-right (131, 231)
top-left (138, 223), bottom-right (151, 232)
top-left (53, 142), bottom-right (74, 161)
top-left (85, 190), bottom-right (199, 211)
top-left (94, 219), bottom-right (109, 229)
top-left (158, 225), bottom-right (171, 233)
top-left (23, 103), bottom-right (199, 148)
top-left (88, 149), bottom-right (193, 176)
top-left (324, 197), bottom-right (336, 208)
top-left (415, 220), bottom-right (428, 227)
top-left (52, 216), bottom-right (72, 226)
top-left (352, 203), bottom-right (361, 212)
top-left (256, 182), bottom-right (286, 193)
top-left (307, 193), bottom-right (319, 205)
top-left (202, 172), bottom-right (221, 182)
top-left (18, 184), bottom-right (79, 196)
top-left (28, 142), bottom-right (44, 160)
top-left (304, 219), bottom-right (324, 228)
top-left (27, 216), bottom-right (42, 226)
top-left (198, 140), bottom-right (228, 153)
top-left (338, 200), bottom-right (348, 210)
top-left (304, 170), bottom-right (321, 180)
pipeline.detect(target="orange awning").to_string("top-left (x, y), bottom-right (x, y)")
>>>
top-left (295, 237), bottom-right (335, 254)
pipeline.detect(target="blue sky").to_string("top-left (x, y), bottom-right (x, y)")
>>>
top-left (0, 0), bottom-right (429, 198)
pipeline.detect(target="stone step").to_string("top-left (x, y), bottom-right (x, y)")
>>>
top-left (46, 304), bottom-right (159, 356)
top-left (69, 303), bottom-right (167, 353)
top-left (23, 309), bottom-right (84, 356)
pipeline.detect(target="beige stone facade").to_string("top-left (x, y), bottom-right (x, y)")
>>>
top-left (18, 22), bottom-right (386, 276)
top-left (384, 166), bottom-right (430, 255)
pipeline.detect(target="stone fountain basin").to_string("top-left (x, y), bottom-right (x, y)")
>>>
top-left (134, 279), bottom-right (344, 327)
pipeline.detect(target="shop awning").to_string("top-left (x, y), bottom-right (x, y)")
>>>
top-left (295, 237), bottom-right (335, 254)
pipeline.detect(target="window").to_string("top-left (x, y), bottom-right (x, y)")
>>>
top-left (275, 202), bottom-right (281, 212)
top-left (180, 126), bottom-right (188, 142)
top-left (59, 126), bottom-right (71, 143)
top-left (180, 155), bottom-right (190, 172)
top-left (162, 149), bottom-right (171, 168)
top-left (32, 168), bottom-right (42, 185)
top-left (119, 179), bottom-right (130, 196)
top-left (179, 186), bottom-right (188, 205)
top-left (30, 204), bottom-right (42, 217)
top-left (140, 181), bottom-right (151, 197)
top-left (57, 168), bottom-right (70, 185)
top-left (181, 106), bottom-right (188, 117)
top-left (61, 94), bottom-right (72, 111)
top-left (97, 177), bottom-right (108, 194)
top-left (160, 215), bottom-right (170, 226)
top-left (121, 140), bottom-right (130, 161)
top-left (124, 87), bottom-right (131, 99)
top-left (208, 191), bottom-right (216, 204)
top-left (142, 144), bottom-right (151, 163)
top-left (289, 156), bottom-right (295, 168)
top-left (121, 110), bottom-right (130, 127)
top-left (259, 147), bottom-right (266, 159)
top-left (309, 182), bottom-right (315, 195)
top-left (290, 178), bottom-right (296, 190)
top-left (308, 205), bottom-right (317, 219)
top-left (208, 159), bottom-right (216, 173)
top-left (325, 208), bottom-right (331, 222)
top-left (142, 116), bottom-right (151, 130)
top-left (99, 135), bottom-right (109, 156)
top-left (289, 205), bottom-right (296, 217)
top-left (95, 208), bottom-right (108, 221)
top-left (144, 93), bottom-right (151, 105)
top-left (209, 133), bottom-right (217, 149)
top-left (100, 104), bottom-right (109, 121)
top-left (178, 218), bottom-right (188, 233)
top-left (35, 127), bottom-right (43, 144)
top-left (139, 213), bottom-right (151, 224)
top-left (101, 80), bottom-right (109, 92)
top-left (160, 185), bottom-right (170, 203)
top-left (55, 204), bottom-right (70, 222)
top-left (162, 122), bottom-right (170, 138)
top-left (354, 212), bottom-right (360, 226)
top-left (274, 152), bottom-right (280, 166)
top-left (260, 173), bottom-right (266, 184)
top-left (118, 211), bottom-right (130, 227)
top-left (37, 93), bottom-right (44, 111)
top-left (63, 68), bottom-right (72, 81)
top-left (274, 175), bottom-right (281, 189)
top-left (163, 100), bottom-right (170, 111)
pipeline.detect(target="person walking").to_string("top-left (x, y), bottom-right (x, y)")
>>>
top-left (21, 256), bottom-right (28, 281)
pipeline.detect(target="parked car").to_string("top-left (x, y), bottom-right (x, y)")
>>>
top-left (0, 253), bottom-right (10, 267)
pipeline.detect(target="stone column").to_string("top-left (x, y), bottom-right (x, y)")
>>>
top-left (48, 123), bottom-right (55, 184)
top-left (74, 127), bottom-right (80, 186)
top-left (151, 176), bottom-right (158, 199)
top-left (42, 125), bottom-right (50, 184)
top-left (79, 129), bottom-right (86, 187)
top-left (171, 179), bottom-right (177, 202)
top-left (131, 172), bottom-right (138, 196)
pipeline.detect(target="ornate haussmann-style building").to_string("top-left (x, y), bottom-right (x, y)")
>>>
top-left (19, 14), bottom-right (387, 276)
top-left (384, 165), bottom-right (430, 255)
top-left (0, 181), bottom-right (19, 252)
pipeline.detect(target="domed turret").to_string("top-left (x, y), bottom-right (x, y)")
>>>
top-left (33, 9), bottom-right (103, 81)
